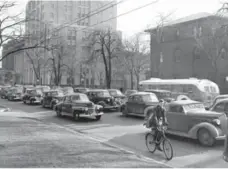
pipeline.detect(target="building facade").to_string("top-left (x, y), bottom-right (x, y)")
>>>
top-left (2, 39), bottom-right (25, 84)
top-left (24, 0), bottom-right (117, 86)
top-left (146, 13), bottom-right (228, 93)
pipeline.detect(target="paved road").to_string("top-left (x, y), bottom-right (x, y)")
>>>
top-left (1, 99), bottom-right (226, 167)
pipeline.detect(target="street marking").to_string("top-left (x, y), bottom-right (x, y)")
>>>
top-left (49, 122), bottom-right (174, 168)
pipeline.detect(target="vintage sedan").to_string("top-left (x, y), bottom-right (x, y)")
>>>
top-left (206, 94), bottom-right (228, 110)
top-left (22, 88), bottom-right (43, 104)
top-left (0, 86), bottom-right (12, 99)
top-left (121, 92), bottom-right (159, 117)
top-left (108, 89), bottom-right (126, 105)
top-left (124, 89), bottom-right (137, 97)
top-left (55, 93), bottom-right (103, 120)
top-left (42, 90), bottom-right (65, 109)
top-left (73, 87), bottom-right (90, 94)
top-left (163, 100), bottom-right (226, 146)
top-left (7, 87), bottom-right (23, 101)
top-left (206, 98), bottom-right (228, 116)
top-left (86, 89), bottom-right (120, 111)
top-left (145, 89), bottom-right (175, 103)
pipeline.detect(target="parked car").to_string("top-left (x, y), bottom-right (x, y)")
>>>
top-left (61, 87), bottom-right (74, 95)
top-left (86, 89), bottom-right (120, 111)
top-left (145, 89), bottom-right (175, 103)
top-left (0, 86), bottom-right (11, 99)
top-left (108, 89), bottom-right (126, 105)
top-left (5, 87), bottom-right (15, 100)
top-left (156, 100), bottom-right (226, 147)
top-left (206, 94), bottom-right (228, 110)
top-left (206, 98), bottom-right (228, 116)
top-left (22, 88), bottom-right (43, 104)
top-left (73, 87), bottom-right (90, 94)
top-left (42, 90), bottom-right (65, 109)
top-left (121, 92), bottom-right (159, 117)
top-left (124, 89), bottom-right (137, 97)
top-left (55, 93), bottom-right (103, 120)
top-left (7, 87), bottom-right (23, 101)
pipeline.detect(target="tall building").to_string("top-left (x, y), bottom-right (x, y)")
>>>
top-left (24, 0), bottom-right (117, 85)
top-left (2, 39), bottom-right (25, 84)
top-left (146, 13), bottom-right (228, 93)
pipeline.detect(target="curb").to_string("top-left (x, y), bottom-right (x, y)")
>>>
top-left (49, 122), bottom-right (174, 168)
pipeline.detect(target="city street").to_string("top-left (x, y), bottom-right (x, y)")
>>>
top-left (0, 98), bottom-right (227, 168)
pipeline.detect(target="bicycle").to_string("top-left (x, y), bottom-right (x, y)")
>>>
top-left (145, 120), bottom-right (173, 160)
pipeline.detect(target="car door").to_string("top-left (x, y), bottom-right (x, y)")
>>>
top-left (167, 105), bottom-right (188, 133)
top-left (62, 96), bottom-right (70, 114)
top-left (133, 95), bottom-right (145, 115)
top-left (126, 95), bottom-right (134, 114)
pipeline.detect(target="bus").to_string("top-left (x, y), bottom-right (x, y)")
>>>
top-left (139, 78), bottom-right (220, 106)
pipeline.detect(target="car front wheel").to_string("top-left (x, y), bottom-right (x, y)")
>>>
top-left (197, 128), bottom-right (215, 147)
top-left (95, 115), bottom-right (101, 121)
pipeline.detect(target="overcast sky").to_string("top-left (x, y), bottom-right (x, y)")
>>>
top-left (15, 0), bottom-right (222, 35)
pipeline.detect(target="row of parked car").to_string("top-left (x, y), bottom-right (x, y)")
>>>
top-left (1, 85), bottom-right (228, 147)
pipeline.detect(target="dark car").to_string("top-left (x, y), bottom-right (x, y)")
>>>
top-left (86, 89), bottom-right (120, 111)
top-left (206, 98), bottom-right (228, 116)
top-left (124, 90), bottom-right (137, 97)
top-left (55, 93), bottom-right (103, 120)
top-left (0, 86), bottom-right (12, 99)
top-left (205, 94), bottom-right (228, 110)
top-left (121, 92), bottom-right (159, 117)
top-left (108, 89), bottom-right (126, 105)
top-left (7, 87), bottom-right (23, 101)
top-left (145, 89), bottom-right (174, 103)
top-left (22, 88), bottom-right (43, 104)
top-left (42, 90), bottom-right (65, 109)
top-left (74, 87), bottom-right (90, 94)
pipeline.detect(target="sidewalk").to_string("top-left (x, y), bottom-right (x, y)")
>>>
top-left (0, 111), bottom-right (169, 168)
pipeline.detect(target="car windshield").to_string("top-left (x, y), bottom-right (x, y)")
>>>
top-left (49, 91), bottom-right (62, 96)
top-left (126, 90), bottom-right (137, 95)
top-left (27, 89), bottom-right (42, 95)
top-left (71, 94), bottom-right (90, 102)
top-left (183, 103), bottom-right (205, 111)
top-left (155, 92), bottom-right (171, 98)
top-left (109, 90), bottom-right (123, 96)
top-left (96, 91), bottom-right (111, 97)
top-left (142, 94), bottom-right (159, 102)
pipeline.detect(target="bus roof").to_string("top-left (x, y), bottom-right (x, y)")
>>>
top-left (139, 78), bottom-right (216, 86)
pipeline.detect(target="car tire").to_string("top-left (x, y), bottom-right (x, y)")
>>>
top-left (197, 128), bottom-right (215, 147)
top-left (56, 108), bottom-right (62, 117)
top-left (95, 115), bottom-right (101, 121)
top-left (23, 99), bottom-right (26, 104)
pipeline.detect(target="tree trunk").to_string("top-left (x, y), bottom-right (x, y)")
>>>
top-left (130, 71), bottom-right (133, 89)
top-left (136, 74), bottom-right (140, 90)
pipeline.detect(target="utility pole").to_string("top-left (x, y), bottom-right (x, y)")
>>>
top-left (224, 117), bottom-right (228, 162)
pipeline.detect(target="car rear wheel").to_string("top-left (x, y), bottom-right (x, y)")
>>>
top-left (197, 128), bottom-right (215, 147)
top-left (95, 115), bottom-right (101, 121)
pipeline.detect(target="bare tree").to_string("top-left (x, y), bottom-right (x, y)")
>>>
top-left (0, 1), bottom-right (50, 61)
top-left (86, 28), bottom-right (122, 89)
top-left (120, 33), bottom-right (150, 89)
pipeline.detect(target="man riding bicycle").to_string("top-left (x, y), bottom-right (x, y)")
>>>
top-left (144, 99), bottom-right (168, 151)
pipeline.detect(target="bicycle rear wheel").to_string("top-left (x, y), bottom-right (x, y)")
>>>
top-left (162, 138), bottom-right (173, 160)
top-left (145, 132), bottom-right (156, 153)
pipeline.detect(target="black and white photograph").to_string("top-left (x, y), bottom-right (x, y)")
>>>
top-left (0, 0), bottom-right (227, 168)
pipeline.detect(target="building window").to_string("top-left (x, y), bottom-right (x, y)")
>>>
top-left (173, 48), bottom-right (181, 63)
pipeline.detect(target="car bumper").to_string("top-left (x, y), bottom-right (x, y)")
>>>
top-left (215, 135), bottom-right (226, 140)
top-left (103, 105), bottom-right (120, 110)
top-left (79, 112), bottom-right (104, 117)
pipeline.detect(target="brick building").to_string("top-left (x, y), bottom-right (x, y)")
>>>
top-left (146, 13), bottom-right (228, 93)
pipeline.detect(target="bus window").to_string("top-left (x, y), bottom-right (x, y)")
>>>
top-left (182, 85), bottom-right (189, 93)
top-left (171, 84), bottom-right (183, 93)
top-left (210, 86), bottom-right (216, 93)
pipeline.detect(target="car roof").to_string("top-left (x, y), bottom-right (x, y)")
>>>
top-left (88, 89), bottom-right (108, 92)
top-left (64, 93), bottom-right (87, 97)
top-left (215, 95), bottom-right (228, 99)
top-left (169, 100), bottom-right (201, 105)
top-left (145, 89), bottom-right (171, 93)
top-left (130, 92), bottom-right (155, 96)
top-left (216, 98), bottom-right (228, 103)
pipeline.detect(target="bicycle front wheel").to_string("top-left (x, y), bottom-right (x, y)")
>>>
top-left (162, 138), bottom-right (173, 160)
top-left (145, 132), bottom-right (156, 153)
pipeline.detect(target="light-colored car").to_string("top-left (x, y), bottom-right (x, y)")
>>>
top-left (124, 90), bottom-right (137, 97)
top-left (163, 100), bottom-right (226, 147)
top-left (206, 95), bottom-right (228, 110)
top-left (207, 98), bottom-right (228, 116)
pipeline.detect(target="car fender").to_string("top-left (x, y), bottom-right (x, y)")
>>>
top-left (188, 122), bottom-right (219, 139)
top-left (144, 106), bottom-right (154, 117)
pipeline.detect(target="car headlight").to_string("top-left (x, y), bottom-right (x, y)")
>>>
top-left (84, 107), bottom-right (88, 111)
top-left (213, 119), bottom-right (220, 125)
